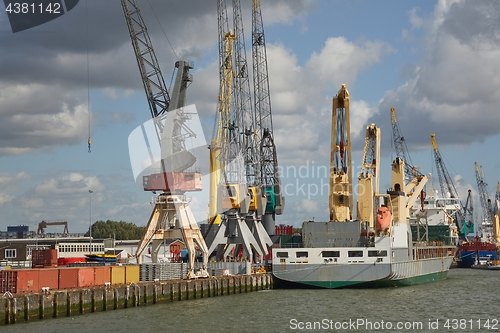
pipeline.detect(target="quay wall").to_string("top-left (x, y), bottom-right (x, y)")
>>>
top-left (0, 273), bottom-right (272, 325)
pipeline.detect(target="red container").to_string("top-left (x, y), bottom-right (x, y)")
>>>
top-left (44, 250), bottom-right (58, 267)
top-left (32, 249), bottom-right (58, 268)
top-left (38, 268), bottom-right (59, 291)
top-left (32, 250), bottom-right (45, 268)
top-left (94, 266), bottom-right (111, 286)
top-left (15, 269), bottom-right (39, 293)
top-left (58, 267), bottom-right (79, 289)
top-left (77, 267), bottom-right (95, 287)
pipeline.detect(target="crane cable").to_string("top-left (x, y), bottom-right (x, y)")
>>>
top-left (86, 0), bottom-right (91, 153)
top-left (146, 0), bottom-right (179, 61)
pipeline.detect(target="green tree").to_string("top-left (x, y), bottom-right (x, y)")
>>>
top-left (85, 220), bottom-right (146, 240)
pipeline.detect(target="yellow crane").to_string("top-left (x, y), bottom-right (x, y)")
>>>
top-left (357, 124), bottom-right (380, 228)
top-left (329, 84), bottom-right (353, 221)
top-left (209, 31), bottom-right (235, 225)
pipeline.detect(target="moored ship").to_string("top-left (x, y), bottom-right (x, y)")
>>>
top-left (272, 158), bottom-right (456, 289)
top-left (272, 87), bottom-right (454, 288)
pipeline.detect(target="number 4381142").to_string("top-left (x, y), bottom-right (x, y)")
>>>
top-left (5, 2), bottom-right (62, 14)
top-left (444, 319), bottom-right (499, 330)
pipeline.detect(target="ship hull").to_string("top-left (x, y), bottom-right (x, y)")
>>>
top-left (272, 250), bottom-right (454, 289)
top-left (456, 250), bottom-right (499, 268)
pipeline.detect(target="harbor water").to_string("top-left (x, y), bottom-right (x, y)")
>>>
top-left (3, 268), bottom-right (499, 333)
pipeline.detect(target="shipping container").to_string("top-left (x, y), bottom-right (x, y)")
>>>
top-left (44, 249), bottom-right (58, 267)
top-left (94, 266), bottom-right (111, 286)
top-left (125, 265), bottom-right (140, 283)
top-left (59, 267), bottom-right (79, 289)
top-left (32, 249), bottom-right (58, 268)
top-left (0, 269), bottom-right (39, 293)
top-left (15, 269), bottom-right (40, 292)
top-left (0, 270), bottom-right (16, 293)
top-left (38, 268), bottom-right (59, 290)
top-left (77, 267), bottom-right (95, 287)
top-left (110, 265), bottom-right (125, 285)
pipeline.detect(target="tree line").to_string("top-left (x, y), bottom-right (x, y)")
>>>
top-left (85, 220), bottom-right (146, 240)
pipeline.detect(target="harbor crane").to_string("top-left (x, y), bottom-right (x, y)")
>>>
top-left (390, 108), bottom-right (423, 181)
top-left (121, 0), bottom-right (208, 278)
top-left (430, 133), bottom-right (467, 240)
top-left (252, 0), bottom-right (284, 232)
top-left (329, 84), bottom-right (353, 221)
top-left (474, 162), bottom-right (499, 243)
top-left (37, 221), bottom-right (69, 235)
top-left (207, 0), bottom-right (270, 262)
top-left (475, 162), bottom-right (494, 224)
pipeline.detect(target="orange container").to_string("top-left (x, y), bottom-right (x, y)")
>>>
top-left (38, 268), bottom-right (59, 291)
top-left (15, 269), bottom-right (40, 293)
top-left (77, 267), bottom-right (95, 287)
top-left (59, 267), bottom-right (79, 289)
top-left (94, 266), bottom-right (111, 286)
top-left (110, 265), bottom-right (125, 285)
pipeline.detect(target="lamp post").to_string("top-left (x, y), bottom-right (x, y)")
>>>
top-left (89, 189), bottom-right (93, 254)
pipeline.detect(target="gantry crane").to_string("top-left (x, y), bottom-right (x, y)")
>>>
top-left (252, 0), bottom-right (284, 233)
top-left (207, 0), bottom-right (270, 262)
top-left (430, 133), bottom-right (466, 240)
top-left (329, 84), bottom-right (353, 221)
top-left (121, 0), bottom-right (208, 278)
top-left (37, 221), bottom-right (69, 235)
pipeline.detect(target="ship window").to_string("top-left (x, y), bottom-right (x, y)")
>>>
top-left (296, 251), bottom-right (308, 258)
top-left (5, 249), bottom-right (16, 259)
top-left (348, 251), bottom-right (363, 257)
top-left (276, 252), bottom-right (288, 258)
top-left (322, 251), bottom-right (340, 257)
top-left (368, 250), bottom-right (387, 257)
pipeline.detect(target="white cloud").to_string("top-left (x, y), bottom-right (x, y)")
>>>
top-left (371, 0), bottom-right (500, 148)
top-left (266, 37), bottom-right (392, 166)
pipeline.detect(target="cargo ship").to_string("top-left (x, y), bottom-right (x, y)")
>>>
top-left (272, 88), bottom-right (455, 288)
top-left (272, 156), bottom-right (455, 289)
top-left (456, 236), bottom-right (499, 268)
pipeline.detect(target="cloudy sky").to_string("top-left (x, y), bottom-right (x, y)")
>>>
top-left (1, 0), bottom-right (499, 233)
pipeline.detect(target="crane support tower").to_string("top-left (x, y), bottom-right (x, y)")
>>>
top-left (121, 0), bottom-right (208, 278)
top-left (329, 84), bottom-right (353, 221)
